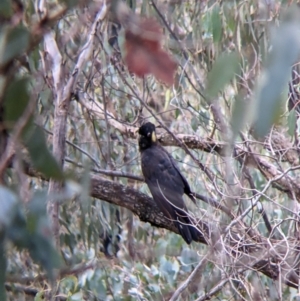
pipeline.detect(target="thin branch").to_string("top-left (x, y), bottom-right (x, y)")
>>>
top-left (77, 92), bottom-right (137, 139)
top-left (44, 127), bottom-right (102, 168)
top-left (170, 254), bottom-right (209, 301)
top-left (65, 157), bottom-right (144, 182)
top-left (195, 276), bottom-right (230, 301)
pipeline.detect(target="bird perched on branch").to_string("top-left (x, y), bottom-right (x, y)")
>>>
top-left (138, 122), bottom-right (198, 244)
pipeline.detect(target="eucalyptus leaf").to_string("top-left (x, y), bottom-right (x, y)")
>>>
top-left (117, 28), bottom-right (126, 59)
top-left (211, 6), bottom-right (222, 43)
top-left (4, 77), bottom-right (30, 128)
top-left (191, 116), bottom-right (200, 131)
top-left (230, 95), bottom-right (249, 141)
top-left (0, 186), bottom-right (19, 228)
top-left (0, 26), bottom-right (30, 67)
top-left (6, 212), bottom-right (29, 248)
top-left (28, 233), bottom-right (61, 280)
top-left (252, 19), bottom-right (300, 138)
top-left (26, 192), bottom-right (61, 279)
top-left (27, 191), bottom-right (48, 234)
top-left (34, 291), bottom-right (45, 301)
top-left (24, 125), bottom-right (64, 180)
top-left (69, 291), bottom-right (83, 301)
top-left (60, 0), bottom-right (78, 8)
top-left (0, 0), bottom-right (12, 18)
top-left (179, 248), bottom-right (198, 265)
top-left (28, 191), bottom-right (48, 216)
top-left (206, 52), bottom-right (240, 99)
top-left (160, 256), bottom-right (177, 285)
top-left (88, 277), bottom-right (107, 300)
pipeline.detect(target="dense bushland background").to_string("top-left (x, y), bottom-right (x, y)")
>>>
top-left (1, 0), bottom-right (300, 300)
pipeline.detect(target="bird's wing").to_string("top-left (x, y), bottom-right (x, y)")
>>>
top-left (161, 146), bottom-right (196, 202)
top-left (142, 145), bottom-right (187, 211)
top-left (141, 145), bottom-right (197, 244)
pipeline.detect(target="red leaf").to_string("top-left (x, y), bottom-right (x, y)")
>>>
top-left (124, 18), bottom-right (177, 86)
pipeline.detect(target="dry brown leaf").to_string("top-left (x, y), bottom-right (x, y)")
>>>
top-left (124, 17), bottom-right (177, 86)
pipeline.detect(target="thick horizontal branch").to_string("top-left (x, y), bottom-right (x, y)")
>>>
top-left (25, 166), bottom-right (208, 243)
top-left (90, 174), bottom-right (209, 244)
top-left (25, 167), bottom-right (299, 289)
top-left (77, 94), bottom-right (224, 153)
top-left (76, 98), bottom-right (300, 200)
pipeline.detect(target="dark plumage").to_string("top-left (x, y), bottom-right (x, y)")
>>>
top-left (138, 122), bottom-right (198, 244)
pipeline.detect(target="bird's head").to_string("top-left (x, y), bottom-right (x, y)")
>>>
top-left (138, 122), bottom-right (157, 150)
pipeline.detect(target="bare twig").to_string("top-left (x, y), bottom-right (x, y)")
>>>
top-left (170, 254), bottom-right (209, 301)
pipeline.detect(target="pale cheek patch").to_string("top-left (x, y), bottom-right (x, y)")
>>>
top-left (151, 132), bottom-right (157, 142)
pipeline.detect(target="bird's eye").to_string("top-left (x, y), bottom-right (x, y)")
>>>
top-left (147, 132), bottom-right (151, 137)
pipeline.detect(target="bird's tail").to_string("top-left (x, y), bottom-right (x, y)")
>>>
top-left (176, 213), bottom-right (199, 244)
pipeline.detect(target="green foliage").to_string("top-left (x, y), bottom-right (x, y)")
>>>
top-left (2, 0), bottom-right (300, 300)
top-left (252, 12), bottom-right (300, 138)
top-left (230, 95), bottom-right (249, 141)
top-left (60, 0), bottom-right (79, 8)
top-left (0, 187), bottom-right (61, 282)
top-left (24, 125), bottom-right (64, 179)
top-left (4, 78), bottom-right (30, 122)
top-left (0, 0), bottom-right (12, 18)
top-left (211, 5), bottom-right (222, 43)
top-left (0, 26), bottom-right (29, 67)
top-left (4, 77), bottom-right (64, 179)
top-left (206, 52), bottom-right (240, 99)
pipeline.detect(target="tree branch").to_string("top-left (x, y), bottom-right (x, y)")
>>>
top-left (92, 175), bottom-right (210, 243)
top-left (24, 165), bottom-right (300, 289)
top-left (73, 98), bottom-right (300, 202)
